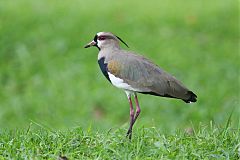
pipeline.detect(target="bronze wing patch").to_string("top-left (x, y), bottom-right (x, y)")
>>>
top-left (107, 60), bottom-right (121, 76)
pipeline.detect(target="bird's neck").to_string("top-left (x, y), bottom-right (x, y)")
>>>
top-left (100, 43), bottom-right (120, 50)
top-left (98, 47), bottom-right (121, 60)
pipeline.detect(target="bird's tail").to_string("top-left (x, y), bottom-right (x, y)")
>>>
top-left (183, 91), bottom-right (197, 103)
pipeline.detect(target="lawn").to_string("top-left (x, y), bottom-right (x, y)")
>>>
top-left (0, 0), bottom-right (239, 159)
top-left (0, 122), bottom-right (239, 159)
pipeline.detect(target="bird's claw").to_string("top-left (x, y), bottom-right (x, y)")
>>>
top-left (126, 129), bottom-right (132, 140)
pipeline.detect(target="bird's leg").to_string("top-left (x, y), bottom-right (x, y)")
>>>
top-left (133, 94), bottom-right (141, 123)
top-left (126, 95), bottom-right (134, 139)
top-left (126, 93), bottom-right (141, 139)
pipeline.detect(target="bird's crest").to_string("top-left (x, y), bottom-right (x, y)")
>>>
top-left (116, 35), bottom-right (129, 48)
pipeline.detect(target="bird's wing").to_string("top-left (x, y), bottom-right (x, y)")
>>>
top-left (107, 51), bottom-right (192, 100)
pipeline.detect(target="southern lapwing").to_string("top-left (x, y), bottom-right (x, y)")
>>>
top-left (84, 32), bottom-right (197, 139)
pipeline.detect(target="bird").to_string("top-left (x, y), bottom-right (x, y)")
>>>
top-left (84, 32), bottom-right (197, 139)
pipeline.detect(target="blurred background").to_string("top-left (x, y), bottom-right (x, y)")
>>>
top-left (0, 0), bottom-right (239, 132)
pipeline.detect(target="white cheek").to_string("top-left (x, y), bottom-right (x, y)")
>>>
top-left (97, 40), bottom-right (103, 48)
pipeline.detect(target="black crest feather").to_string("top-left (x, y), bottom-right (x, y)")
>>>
top-left (115, 35), bottom-right (129, 48)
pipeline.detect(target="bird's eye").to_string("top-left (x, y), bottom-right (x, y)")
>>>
top-left (98, 36), bottom-right (106, 41)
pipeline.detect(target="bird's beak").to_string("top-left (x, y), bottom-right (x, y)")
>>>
top-left (84, 40), bottom-right (96, 48)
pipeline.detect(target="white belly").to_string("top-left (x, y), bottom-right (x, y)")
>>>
top-left (108, 72), bottom-right (140, 92)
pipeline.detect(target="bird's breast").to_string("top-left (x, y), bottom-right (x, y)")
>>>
top-left (98, 57), bottom-right (121, 83)
top-left (98, 57), bottom-right (111, 82)
top-left (98, 57), bottom-right (141, 92)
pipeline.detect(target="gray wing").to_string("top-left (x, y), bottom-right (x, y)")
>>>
top-left (110, 51), bottom-right (196, 102)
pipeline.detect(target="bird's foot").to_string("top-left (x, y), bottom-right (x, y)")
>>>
top-left (126, 129), bottom-right (132, 140)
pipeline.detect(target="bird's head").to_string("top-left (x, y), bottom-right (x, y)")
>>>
top-left (84, 32), bottom-right (129, 50)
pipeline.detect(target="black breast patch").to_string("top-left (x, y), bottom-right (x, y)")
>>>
top-left (98, 57), bottom-right (111, 82)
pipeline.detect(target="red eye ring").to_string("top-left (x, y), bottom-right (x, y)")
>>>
top-left (98, 36), bottom-right (106, 41)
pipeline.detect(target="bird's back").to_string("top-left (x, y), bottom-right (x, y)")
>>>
top-left (104, 50), bottom-right (197, 103)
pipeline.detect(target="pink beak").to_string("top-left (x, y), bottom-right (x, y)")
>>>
top-left (84, 40), bottom-right (96, 48)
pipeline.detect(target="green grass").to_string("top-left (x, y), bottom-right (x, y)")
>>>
top-left (0, 122), bottom-right (239, 159)
top-left (0, 0), bottom-right (239, 159)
